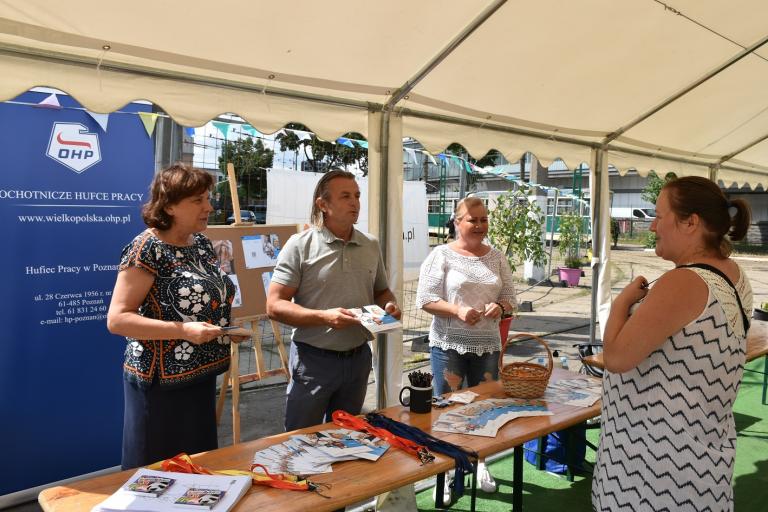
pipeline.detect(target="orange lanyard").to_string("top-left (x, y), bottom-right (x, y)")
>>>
top-left (332, 411), bottom-right (435, 464)
top-left (149, 453), bottom-right (330, 495)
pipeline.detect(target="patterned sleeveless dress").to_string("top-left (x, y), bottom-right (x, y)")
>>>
top-left (592, 265), bottom-right (752, 512)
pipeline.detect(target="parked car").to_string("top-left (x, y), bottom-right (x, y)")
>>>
top-left (632, 208), bottom-right (656, 220)
top-left (226, 210), bottom-right (257, 224)
top-left (245, 205), bottom-right (267, 224)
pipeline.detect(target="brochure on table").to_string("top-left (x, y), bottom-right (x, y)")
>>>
top-left (252, 428), bottom-right (390, 475)
top-left (432, 398), bottom-right (553, 437)
top-left (543, 378), bottom-right (602, 408)
top-left (92, 468), bottom-right (252, 512)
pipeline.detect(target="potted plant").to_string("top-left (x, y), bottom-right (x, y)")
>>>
top-left (488, 184), bottom-right (547, 274)
top-left (755, 302), bottom-right (768, 321)
top-left (557, 211), bottom-right (585, 287)
top-left (610, 218), bottom-right (620, 249)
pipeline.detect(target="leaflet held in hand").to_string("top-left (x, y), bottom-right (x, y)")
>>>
top-left (351, 305), bottom-right (402, 334)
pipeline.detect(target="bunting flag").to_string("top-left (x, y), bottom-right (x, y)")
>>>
top-left (242, 124), bottom-right (258, 136)
top-left (85, 111), bottom-right (110, 132)
top-left (336, 137), bottom-right (355, 148)
top-left (185, 127), bottom-right (196, 137)
top-left (138, 112), bottom-right (159, 137)
top-left (356, 140), bottom-right (369, 149)
top-left (291, 129), bottom-right (313, 141)
top-left (34, 93), bottom-right (61, 109)
top-left (212, 121), bottom-right (230, 138)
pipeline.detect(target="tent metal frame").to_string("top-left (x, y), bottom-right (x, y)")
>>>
top-left (5, 4), bottom-right (768, 403)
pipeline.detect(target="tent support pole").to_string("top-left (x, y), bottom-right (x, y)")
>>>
top-left (709, 164), bottom-right (720, 183)
top-left (375, 110), bottom-right (392, 410)
top-left (717, 133), bottom-right (768, 166)
top-left (589, 148), bottom-right (604, 345)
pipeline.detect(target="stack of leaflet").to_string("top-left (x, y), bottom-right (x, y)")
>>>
top-left (543, 378), bottom-right (602, 407)
top-left (92, 469), bottom-right (252, 512)
top-left (252, 428), bottom-right (389, 475)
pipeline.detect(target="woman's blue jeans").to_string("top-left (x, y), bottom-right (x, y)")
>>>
top-left (430, 346), bottom-right (500, 396)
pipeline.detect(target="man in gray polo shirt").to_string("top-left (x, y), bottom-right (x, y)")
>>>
top-left (267, 170), bottom-right (401, 430)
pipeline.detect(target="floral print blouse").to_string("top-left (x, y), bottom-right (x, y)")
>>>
top-left (119, 230), bottom-right (235, 388)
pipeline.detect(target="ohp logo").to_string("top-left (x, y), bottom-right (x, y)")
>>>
top-left (46, 122), bottom-right (102, 174)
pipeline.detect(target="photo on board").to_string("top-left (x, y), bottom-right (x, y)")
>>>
top-left (241, 234), bottom-right (280, 269)
top-left (212, 240), bottom-right (235, 275)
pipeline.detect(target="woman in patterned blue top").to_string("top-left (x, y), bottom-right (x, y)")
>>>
top-left (107, 163), bottom-right (247, 469)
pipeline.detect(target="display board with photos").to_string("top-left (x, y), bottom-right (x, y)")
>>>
top-left (203, 224), bottom-right (298, 320)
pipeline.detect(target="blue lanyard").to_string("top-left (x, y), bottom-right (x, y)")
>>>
top-left (366, 412), bottom-right (478, 498)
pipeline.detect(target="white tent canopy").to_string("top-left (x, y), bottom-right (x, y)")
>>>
top-left (2, 0), bottom-right (768, 186)
top-left (2, 0), bottom-right (767, 409)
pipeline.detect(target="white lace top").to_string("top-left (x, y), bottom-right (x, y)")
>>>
top-left (416, 244), bottom-right (517, 355)
top-left (685, 266), bottom-right (752, 337)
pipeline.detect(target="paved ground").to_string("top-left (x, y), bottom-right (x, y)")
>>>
top-left (12, 245), bottom-right (768, 512)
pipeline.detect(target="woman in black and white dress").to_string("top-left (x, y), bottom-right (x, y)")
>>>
top-left (592, 177), bottom-right (753, 511)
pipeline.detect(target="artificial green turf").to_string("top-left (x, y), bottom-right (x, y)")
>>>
top-left (416, 358), bottom-right (768, 511)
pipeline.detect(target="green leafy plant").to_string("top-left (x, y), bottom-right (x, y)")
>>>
top-left (275, 122), bottom-right (368, 174)
top-left (558, 211), bottom-right (585, 268)
top-left (638, 171), bottom-right (676, 248)
top-left (610, 218), bottom-right (620, 248)
top-left (488, 185), bottom-right (547, 273)
top-left (564, 256), bottom-right (583, 269)
top-left (761, 302), bottom-right (768, 311)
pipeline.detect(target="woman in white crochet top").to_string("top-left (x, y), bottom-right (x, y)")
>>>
top-left (416, 196), bottom-right (517, 496)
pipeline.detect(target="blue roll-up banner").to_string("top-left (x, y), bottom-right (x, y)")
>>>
top-left (0, 91), bottom-right (154, 495)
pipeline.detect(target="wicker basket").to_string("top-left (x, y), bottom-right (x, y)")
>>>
top-left (498, 332), bottom-right (553, 398)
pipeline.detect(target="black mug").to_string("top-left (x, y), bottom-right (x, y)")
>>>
top-left (399, 385), bottom-right (433, 414)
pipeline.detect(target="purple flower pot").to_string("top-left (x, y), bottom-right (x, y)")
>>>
top-left (558, 267), bottom-right (581, 287)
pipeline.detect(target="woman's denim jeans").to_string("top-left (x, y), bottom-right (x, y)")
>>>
top-left (430, 346), bottom-right (500, 396)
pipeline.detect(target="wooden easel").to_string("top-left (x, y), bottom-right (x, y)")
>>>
top-left (215, 315), bottom-right (289, 443)
top-left (209, 162), bottom-right (293, 444)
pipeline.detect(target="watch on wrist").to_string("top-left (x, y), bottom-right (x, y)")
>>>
top-left (496, 301), bottom-right (512, 318)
